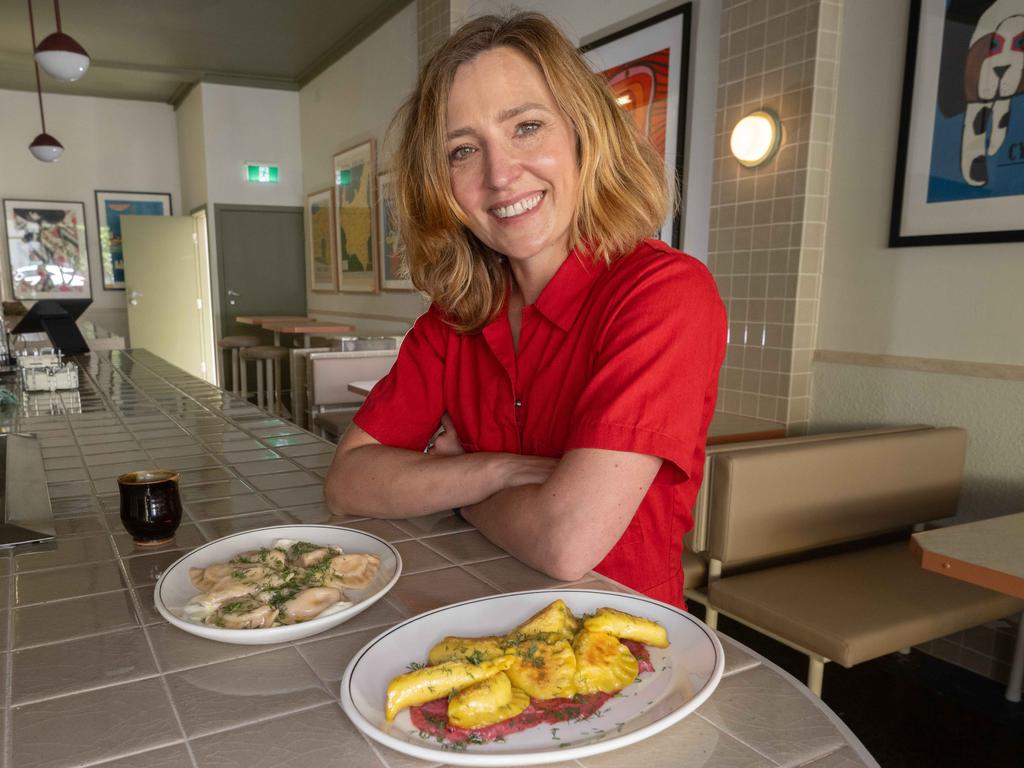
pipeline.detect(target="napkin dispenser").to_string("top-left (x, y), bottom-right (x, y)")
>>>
top-left (17, 349), bottom-right (79, 392)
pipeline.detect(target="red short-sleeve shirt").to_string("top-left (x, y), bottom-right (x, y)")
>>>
top-left (354, 240), bottom-right (726, 606)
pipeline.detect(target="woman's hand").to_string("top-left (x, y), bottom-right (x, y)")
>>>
top-left (426, 413), bottom-right (465, 456)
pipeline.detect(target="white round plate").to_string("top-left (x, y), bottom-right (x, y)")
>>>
top-left (340, 589), bottom-right (724, 766)
top-left (155, 524), bottom-right (402, 645)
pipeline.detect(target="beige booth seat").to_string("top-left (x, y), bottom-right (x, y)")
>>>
top-left (698, 426), bottom-right (1024, 695)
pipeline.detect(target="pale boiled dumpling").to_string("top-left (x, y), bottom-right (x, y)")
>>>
top-left (189, 563), bottom-right (235, 591)
top-left (329, 553), bottom-right (380, 588)
top-left (184, 580), bottom-right (256, 621)
top-left (279, 586), bottom-right (345, 624)
top-left (208, 597), bottom-right (279, 629)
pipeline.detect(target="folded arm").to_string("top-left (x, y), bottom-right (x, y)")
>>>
top-left (461, 447), bottom-right (662, 583)
top-left (324, 423), bottom-right (557, 519)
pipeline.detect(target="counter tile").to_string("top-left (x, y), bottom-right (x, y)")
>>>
top-left (694, 665), bottom-right (848, 766)
top-left (391, 511), bottom-right (472, 539)
top-left (10, 677), bottom-right (181, 768)
top-left (1, 607), bottom-right (8, 650)
top-left (85, 450), bottom-right (146, 466)
top-left (387, 566), bottom-right (497, 616)
top-left (232, 458), bottom-right (303, 477)
top-left (246, 471), bottom-right (322, 491)
top-left (344, 519), bottom-right (411, 543)
top-left (580, 711), bottom-right (775, 768)
top-left (264, 485), bottom-right (325, 507)
top-left (365, 742), bottom-right (442, 768)
top-left (392, 541), bottom-right (450, 574)
top-left (295, 597), bottom-right (407, 642)
top-left (74, 424), bottom-right (128, 437)
top-left (132, 586), bottom-right (163, 625)
top-left (125, 550), bottom-right (187, 587)
top-left (86, 440), bottom-right (147, 456)
top-left (43, 455), bottom-right (84, 470)
top-left (76, 432), bottom-right (132, 446)
top-left (112, 523), bottom-right (207, 557)
top-left (280, 505), bottom-right (358, 525)
top-left (90, 744), bottom-right (194, 768)
top-left (13, 589), bottom-right (139, 648)
top-left (43, 466), bottom-right (88, 483)
top-left (51, 495), bottom-right (102, 516)
top-left (420, 530), bottom-right (506, 564)
top-left (166, 647), bottom-right (332, 738)
top-left (178, 467), bottom-right (234, 486)
top-left (180, 480), bottom-right (254, 502)
top-left (53, 514), bottom-right (107, 538)
top-left (169, 454), bottom-right (227, 471)
top-left (262, 434), bottom-right (321, 448)
top-left (11, 627), bottom-right (158, 705)
top-left (41, 445), bottom-right (80, 458)
top-left (218, 449), bottom-right (281, 463)
top-left (146, 625), bottom-right (276, 674)
top-left (14, 533), bottom-right (116, 573)
top-left (464, 557), bottom-right (570, 593)
top-left (38, 435), bottom-right (76, 448)
top-left (189, 703), bottom-right (382, 768)
top-left (717, 633), bottom-right (763, 677)
top-left (134, 428), bottom-right (190, 440)
top-left (277, 443), bottom-right (334, 459)
top-left (148, 444), bottom-right (210, 460)
top-left (295, 453), bottom-right (333, 469)
top-left (250, 425), bottom-right (304, 438)
top-left (48, 480), bottom-right (95, 498)
top-left (15, 561), bottom-right (128, 605)
top-left (197, 511), bottom-right (289, 539)
top-left (295, 626), bottom-right (390, 694)
top-left (185, 495), bottom-right (273, 521)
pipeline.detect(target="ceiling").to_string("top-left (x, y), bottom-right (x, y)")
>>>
top-left (0, 0), bottom-right (411, 105)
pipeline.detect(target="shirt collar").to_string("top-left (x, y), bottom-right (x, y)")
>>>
top-left (532, 248), bottom-right (605, 332)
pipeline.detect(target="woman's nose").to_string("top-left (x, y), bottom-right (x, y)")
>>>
top-left (483, 144), bottom-right (521, 189)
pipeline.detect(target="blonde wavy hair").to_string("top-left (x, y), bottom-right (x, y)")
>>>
top-left (389, 11), bottom-right (670, 332)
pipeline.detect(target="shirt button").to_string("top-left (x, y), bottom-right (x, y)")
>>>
top-left (515, 400), bottom-right (522, 408)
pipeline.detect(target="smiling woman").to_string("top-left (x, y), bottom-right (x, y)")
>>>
top-left (325, 12), bottom-right (726, 608)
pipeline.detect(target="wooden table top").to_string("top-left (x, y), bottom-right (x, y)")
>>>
top-left (262, 321), bottom-right (356, 334)
top-left (234, 315), bottom-right (311, 326)
top-left (911, 512), bottom-right (1024, 599)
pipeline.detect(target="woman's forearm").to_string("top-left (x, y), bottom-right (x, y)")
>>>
top-left (325, 442), bottom-right (556, 519)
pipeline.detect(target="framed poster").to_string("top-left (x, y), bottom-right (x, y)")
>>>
top-left (333, 139), bottom-right (379, 293)
top-left (890, 0), bottom-right (1024, 246)
top-left (377, 172), bottom-right (413, 291)
top-left (3, 199), bottom-right (91, 300)
top-left (306, 188), bottom-right (338, 292)
top-left (580, 5), bottom-right (691, 248)
top-left (95, 191), bottom-right (172, 289)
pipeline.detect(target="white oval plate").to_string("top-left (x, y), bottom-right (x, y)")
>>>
top-left (340, 589), bottom-right (723, 766)
top-left (155, 524), bottom-right (402, 645)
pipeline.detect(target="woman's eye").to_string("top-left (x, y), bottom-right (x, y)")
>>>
top-left (516, 121), bottom-right (542, 136)
top-left (449, 145), bottom-right (475, 162)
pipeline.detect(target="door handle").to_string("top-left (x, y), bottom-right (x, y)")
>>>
top-left (128, 289), bottom-right (143, 306)
top-left (227, 289), bottom-right (240, 296)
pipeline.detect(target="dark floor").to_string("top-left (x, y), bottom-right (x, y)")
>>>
top-left (687, 606), bottom-right (1024, 768)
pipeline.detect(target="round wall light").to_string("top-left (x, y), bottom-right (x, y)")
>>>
top-left (730, 109), bottom-right (781, 168)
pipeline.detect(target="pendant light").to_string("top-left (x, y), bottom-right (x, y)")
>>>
top-left (27, 0), bottom-right (63, 161)
top-left (33, 0), bottom-right (90, 82)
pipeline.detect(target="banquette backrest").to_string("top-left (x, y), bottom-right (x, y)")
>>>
top-left (705, 426), bottom-right (967, 568)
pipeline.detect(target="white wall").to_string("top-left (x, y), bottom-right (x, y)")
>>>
top-left (175, 86), bottom-right (207, 215)
top-left (817, 0), bottom-right (1024, 366)
top-left (298, 1), bottom-right (717, 334)
top-left (0, 88), bottom-right (181, 336)
top-left (811, 0), bottom-right (1024, 522)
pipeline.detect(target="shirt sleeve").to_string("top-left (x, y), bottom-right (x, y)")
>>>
top-left (564, 252), bottom-right (726, 481)
top-left (352, 306), bottom-right (448, 452)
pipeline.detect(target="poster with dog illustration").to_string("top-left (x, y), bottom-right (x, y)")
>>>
top-left (891, 0), bottom-right (1024, 245)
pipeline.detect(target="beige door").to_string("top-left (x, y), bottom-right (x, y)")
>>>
top-left (121, 215), bottom-right (210, 380)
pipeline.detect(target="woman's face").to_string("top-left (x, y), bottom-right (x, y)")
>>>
top-left (446, 46), bottom-right (580, 274)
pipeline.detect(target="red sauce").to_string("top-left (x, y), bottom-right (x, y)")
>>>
top-left (409, 642), bottom-right (656, 746)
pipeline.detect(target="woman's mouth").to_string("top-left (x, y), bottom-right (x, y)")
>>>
top-left (490, 192), bottom-right (545, 220)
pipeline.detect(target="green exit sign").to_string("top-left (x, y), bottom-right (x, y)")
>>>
top-left (245, 163), bottom-right (279, 183)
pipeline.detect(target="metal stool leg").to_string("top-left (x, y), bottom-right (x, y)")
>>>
top-left (265, 359), bottom-right (275, 415)
top-left (231, 349), bottom-right (241, 395)
top-left (255, 361), bottom-right (265, 409)
top-left (240, 358), bottom-right (249, 403)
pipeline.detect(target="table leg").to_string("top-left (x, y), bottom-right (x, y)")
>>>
top-left (1007, 611), bottom-right (1023, 703)
top-left (274, 331), bottom-right (281, 347)
top-left (303, 335), bottom-right (311, 349)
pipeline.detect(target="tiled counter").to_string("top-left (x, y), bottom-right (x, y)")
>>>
top-left (1, 350), bottom-right (876, 768)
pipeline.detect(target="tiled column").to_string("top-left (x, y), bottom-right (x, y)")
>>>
top-left (708, 0), bottom-right (842, 432)
top-left (417, 0), bottom-right (470, 69)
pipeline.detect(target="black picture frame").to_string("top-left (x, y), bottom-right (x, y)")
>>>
top-left (580, 5), bottom-right (691, 249)
top-left (890, 0), bottom-right (1024, 247)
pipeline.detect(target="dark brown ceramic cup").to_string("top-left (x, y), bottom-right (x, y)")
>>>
top-left (117, 470), bottom-right (183, 545)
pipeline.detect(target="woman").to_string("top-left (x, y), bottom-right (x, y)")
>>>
top-left (325, 12), bottom-right (726, 607)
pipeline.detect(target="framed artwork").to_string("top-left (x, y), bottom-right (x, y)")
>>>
top-left (3, 199), bottom-right (91, 300)
top-left (333, 139), bottom-right (379, 293)
top-left (95, 191), bottom-right (172, 289)
top-left (306, 188), bottom-right (338, 292)
top-left (580, 5), bottom-right (691, 248)
top-left (377, 172), bottom-right (413, 291)
top-left (890, 0), bottom-right (1024, 246)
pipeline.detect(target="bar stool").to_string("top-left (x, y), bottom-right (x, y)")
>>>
top-left (217, 335), bottom-right (260, 396)
top-left (239, 345), bottom-right (289, 414)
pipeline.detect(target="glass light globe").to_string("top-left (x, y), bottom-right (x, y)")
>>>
top-left (29, 133), bottom-right (64, 162)
top-left (35, 32), bottom-right (90, 82)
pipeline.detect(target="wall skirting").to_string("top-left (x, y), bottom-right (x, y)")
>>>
top-left (814, 350), bottom-right (1024, 382)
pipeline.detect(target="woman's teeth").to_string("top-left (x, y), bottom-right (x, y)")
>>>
top-left (492, 193), bottom-right (543, 219)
